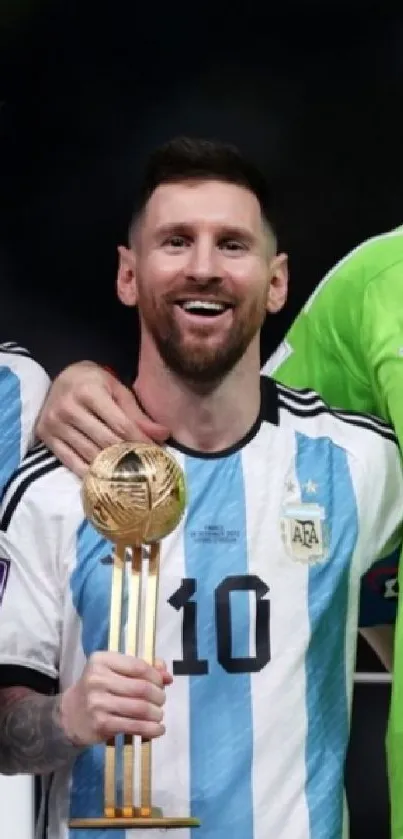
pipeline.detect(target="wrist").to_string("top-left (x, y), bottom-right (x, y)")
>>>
top-left (59, 687), bottom-right (86, 748)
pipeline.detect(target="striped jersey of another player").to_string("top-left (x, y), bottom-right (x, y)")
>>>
top-left (0, 378), bottom-right (402, 839)
top-left (0, 341), bottom-right (49, 494)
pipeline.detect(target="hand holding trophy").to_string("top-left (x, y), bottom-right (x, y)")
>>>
top-left (69, 442), bottom-right (200, 829)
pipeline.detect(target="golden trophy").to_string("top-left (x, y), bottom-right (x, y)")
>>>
top-left (69, 442), bottom-right (200, 830)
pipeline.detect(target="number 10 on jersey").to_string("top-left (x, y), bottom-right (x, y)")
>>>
top-left (169, 574), bottom-right (271, 675)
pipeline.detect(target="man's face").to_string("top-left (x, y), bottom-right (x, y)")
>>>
top-left (118, 179), bottom-right (287, 385)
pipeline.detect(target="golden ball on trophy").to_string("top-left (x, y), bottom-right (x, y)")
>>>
top-left (82, 442), bottom-right (186, 545)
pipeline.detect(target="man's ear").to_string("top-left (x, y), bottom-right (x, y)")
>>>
top-left (266, 253), bottom-right (289, 314)
top-left (116, 245), bottom-right (138, 307)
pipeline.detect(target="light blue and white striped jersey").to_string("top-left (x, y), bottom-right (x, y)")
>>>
top-left (0, 377), bottom-right (402, 839)
top-left (0, 341), bottom-right (49, 495)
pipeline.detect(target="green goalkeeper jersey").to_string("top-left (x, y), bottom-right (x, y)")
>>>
top-left (266, 225), bottom-right (403, 431)
top-left (265, 224), bottom-right (403, 839)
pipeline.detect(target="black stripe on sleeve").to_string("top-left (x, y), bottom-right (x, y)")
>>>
top-left (277, 395), bottom-right (398, 444)
top-left (0, 342), bottom-right (32, 358)
top-left (0, 664), bottom-right (57, 695)
top-left (1, 459), bottom-right (63, 532)
top-left (0, 446), bottom-right (54, 504)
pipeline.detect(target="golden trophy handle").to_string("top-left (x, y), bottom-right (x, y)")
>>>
top-left (70, 541), bottom-right (200, 829)
top-left (106, 542), bottom-right (160, 819)
top-left (69, 441), bottom-right (200, 829)
top-left (106, 542), bottom-right (128, 818)
top-left (139, 541), bottom-right (159, 816)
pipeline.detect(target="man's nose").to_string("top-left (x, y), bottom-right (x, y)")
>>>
top-left (186, 240), bottom-right (221, 282)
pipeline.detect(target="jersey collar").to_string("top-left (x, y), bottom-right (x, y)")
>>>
top-left (130, 375), bottom-right (280, 460)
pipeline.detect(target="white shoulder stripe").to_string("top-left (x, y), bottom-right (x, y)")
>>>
top-left (1, 445), bottom-right (54, 505)
top-left (276, 388), bottom-right (324, 411)
top-left (1, 448), bottom-right (62, 531)
top-left (277, 389), bottom-right (397, 443)
top-left (277, 382), bottom-right (393, 426)
top-left (276, 383), bottom-right (324, 403)
top-left (0, 341), bottom-right (31, 358)
top-left (333, 408), bottom-right (394, 435)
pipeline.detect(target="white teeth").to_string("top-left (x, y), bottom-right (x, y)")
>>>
top-left (181, 300), bottom-right (226, 312)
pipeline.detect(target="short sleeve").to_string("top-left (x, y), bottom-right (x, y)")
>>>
top-left (356, 425), bottom-right (403, 575)
top-left (0, 459), bottom-right (79, 687)
top-left (0, 343), bottom-right (50, 492)
top-left (361, 265), bottom-right (403, 447)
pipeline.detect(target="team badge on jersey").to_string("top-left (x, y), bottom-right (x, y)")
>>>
top-left (280, 502), bottom-right (328, 565)
top-left (0, 558), bottom-right (10, 605)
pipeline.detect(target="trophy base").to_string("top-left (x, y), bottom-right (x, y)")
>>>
top-left (69, 808), bottom-right (200, 829)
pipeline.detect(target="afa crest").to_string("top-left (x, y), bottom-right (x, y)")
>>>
top-left (281, 503), bottom-right (328, 565)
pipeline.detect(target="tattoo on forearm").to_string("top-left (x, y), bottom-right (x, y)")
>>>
top-left (0, 688), bottom-right (82, 775)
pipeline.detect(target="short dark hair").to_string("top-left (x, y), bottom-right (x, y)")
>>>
top-left (131, 136), bottom-right (276, 238)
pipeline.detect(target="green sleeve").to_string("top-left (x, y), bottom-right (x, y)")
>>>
top-left (270, 312), bottom-right (337, 392)
top-left (361, 262), bottom-right (403, 438)
top-left (271, 289), bottom-right (371, 413)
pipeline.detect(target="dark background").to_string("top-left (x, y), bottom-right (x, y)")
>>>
top-left (0, 1), bottom-right (401, 835)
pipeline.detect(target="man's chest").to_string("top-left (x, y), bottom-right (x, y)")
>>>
top-left (66, 435), bottom-right (362, 679)
top-left (61, 442), bottom-right (360, 839)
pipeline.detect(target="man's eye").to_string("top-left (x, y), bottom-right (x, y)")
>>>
top-left (165, 236), bottom-right (188, 248)
top-left (220, 239), bottom-right (246, 251)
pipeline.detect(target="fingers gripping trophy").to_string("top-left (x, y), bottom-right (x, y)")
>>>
top-left (69, 442), bottom-right (200, 830)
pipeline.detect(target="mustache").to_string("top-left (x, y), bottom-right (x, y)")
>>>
top-left (165, 285), bottom-right (236, 305)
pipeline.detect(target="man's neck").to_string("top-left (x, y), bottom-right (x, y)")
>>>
top-left (134, 348), bottom-right (262, 453)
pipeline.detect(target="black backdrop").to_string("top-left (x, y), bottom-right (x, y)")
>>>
top-left (1, 2), bottom-right (402, 836)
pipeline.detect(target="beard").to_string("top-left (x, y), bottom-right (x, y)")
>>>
top-left (138, 289), bottom-right (267, 388)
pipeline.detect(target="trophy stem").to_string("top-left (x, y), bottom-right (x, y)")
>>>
top-left (105, 544), bottom-right (125, 818)
top-left (122, 545), bottom-right (142, 817)
top-left (140, 542), bottom-right (160, 815)
top-left (69, 443), bottom-right (200, 830)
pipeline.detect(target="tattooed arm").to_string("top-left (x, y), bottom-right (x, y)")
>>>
top-left (0, 653), bottom-right (170, 776)
top-left (0, 687), bottom-right (81, 775)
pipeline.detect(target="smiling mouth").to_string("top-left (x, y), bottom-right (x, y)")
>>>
top-left (175, 300), bottom-right (233, 317)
